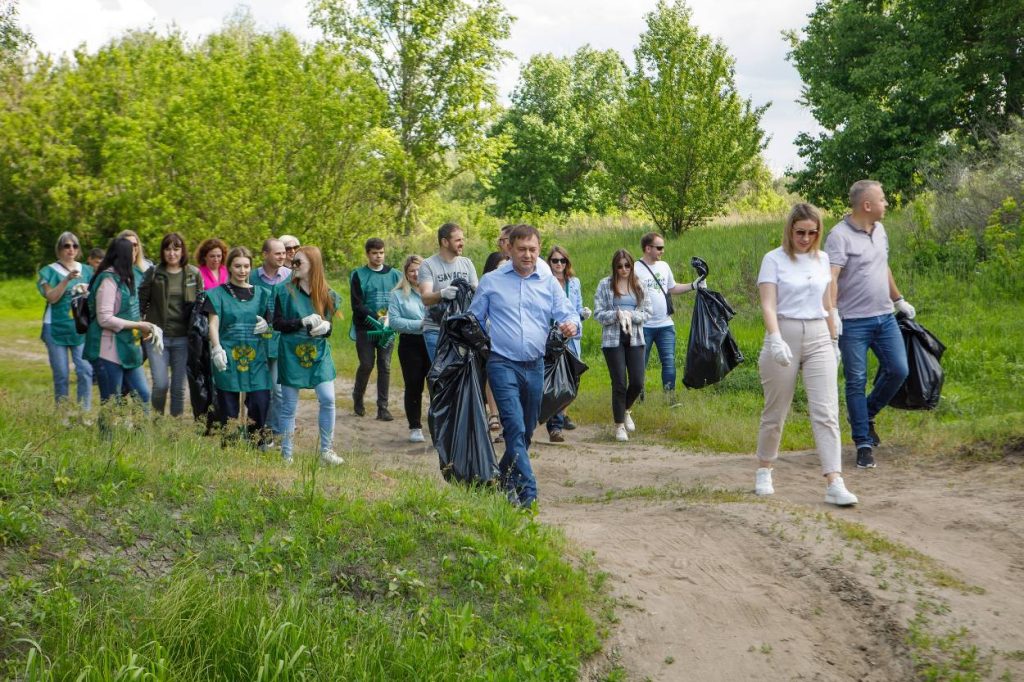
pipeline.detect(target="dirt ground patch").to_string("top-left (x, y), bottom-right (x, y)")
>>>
top-left (330, 381), bottom-right (1024, 681)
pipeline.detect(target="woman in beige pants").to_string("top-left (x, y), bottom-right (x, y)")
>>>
top-left (755, 203), bottom-right (858, 506)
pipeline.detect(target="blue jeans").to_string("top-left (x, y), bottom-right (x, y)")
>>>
top-left (95, 358), bottom-right (151, 405)
top-left (279, 381), bottom-right (336, 459)
top-left (423, 329), bottom-right (440, 363)
top-left (267, 358), bottom-right (283, 435)
top-left (838, 314), bottom-right (909, 448)
top-left (147, 336), bottom-right (188, 416)
top-left (41, 323), bottom-right (93, 410)
top-left (487, 355), bottom-right (543, 507)
top-left (643, 325), bottom-right (677, 391)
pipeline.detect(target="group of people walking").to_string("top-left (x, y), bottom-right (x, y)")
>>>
top-left (38, 179), bottom-right (915, 509)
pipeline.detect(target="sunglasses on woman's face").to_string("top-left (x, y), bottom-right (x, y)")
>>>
top-left (616, 262), bottom-right (631, 270)
top-left (61, 243), bottom-right (79, 250)
top-left (291, 259), bottom-right (304, 268)
top-left (550, 258), bottom-right (567, 264)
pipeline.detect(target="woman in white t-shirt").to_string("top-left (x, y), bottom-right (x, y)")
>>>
top-left (755, 203), bottom-right (858, 507)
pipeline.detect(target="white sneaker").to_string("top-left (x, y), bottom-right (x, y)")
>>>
top-left (755, 467), bottom-right (774, 496)
top-left (624, 410), bottom-right (636, 432)
top-left (614, 424), bottom-right (629, 442)
top-left (825, 476), bottom-right (858, 506)
top-left (282, 455), bottom-right (293, 466)
top-left (319, 449), bottom-right (345, 465)
top-left (409, 428), bottom-right (425, 443)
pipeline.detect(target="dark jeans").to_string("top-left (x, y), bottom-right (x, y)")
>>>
top-left (603, 333), bottom-right (646, 424)
top-left (214, 389), bottom-right (271, 444)
top-left (397, 334), bottom-right (429, 429)
top-left (838, 314), bottom-right (909, 448)
top-left (354, 328), bottom-right (393, 410)
top-left (487, 354), bottom-right (543, 508)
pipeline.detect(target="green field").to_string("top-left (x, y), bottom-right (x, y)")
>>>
top-left (2, 212), bottom-right (1021, 678)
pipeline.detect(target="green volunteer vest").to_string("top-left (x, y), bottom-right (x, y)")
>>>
top-left (275, 284), bottom-right (339, 389)
top-left (84, 271), bottom-right (144, 369)
top-left (206, 285), bottom-right (272, 393)
top-left (37, 262), bottom-right (93, 346)
top-left (249, 269), bottom-right (290, 360)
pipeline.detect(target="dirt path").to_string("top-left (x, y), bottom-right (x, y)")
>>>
top-left (325, 381), bottom-right (1024, 681)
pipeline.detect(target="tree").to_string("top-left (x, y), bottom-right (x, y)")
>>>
top-left (787, 0), bottom-right (1024, 205)
top-left (311, 0), bottom-right (513, 233)
top-left (488, 46), bottom-right (626, 216)
top-left (1, 0), bottom-right (32, 63)
top-left (603, 0), bottom-right (767, 234)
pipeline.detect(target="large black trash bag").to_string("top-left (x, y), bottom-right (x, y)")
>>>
top-left (427, 280), bottom-right (498, 484)
top-left (538, 328), bottom-right (589, 424)
top-left (885, 316), bottom-right (947, 410)
top-left (683, 257), bottom-right (744, 389)
top-left (186, 291), bottom-right (218, 424)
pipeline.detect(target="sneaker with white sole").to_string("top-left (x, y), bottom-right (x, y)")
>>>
top-left (409, 428), bottom-right (425, 443)
top-left (624, 410), bottom-right (636, 432)
top-left (825, 476), bottom-right (858, 506)
top-left (614, 424), bottom-right (629, 442)
top-left (320, 449), bottom-right (345, 465)
top-left (755, 467), bottom-right (774, 496)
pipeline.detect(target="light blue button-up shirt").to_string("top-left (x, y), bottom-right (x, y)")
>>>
top-left (470, 261), bottom-right (580, 362)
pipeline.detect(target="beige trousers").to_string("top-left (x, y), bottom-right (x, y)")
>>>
top-left (757, 317), bottom-right (841, 475)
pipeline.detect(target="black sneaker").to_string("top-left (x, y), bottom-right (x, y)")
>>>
top-left (549, 429), bottom-right (565, 443)
top-left (868, 421), bottom-right (881, 447)
top-left (562, 416), bottom-right (577, 431)
top-left (376, 408), bottom-right (394, 422)
top-left (856, 446), bottom-right (877, 469)
top-left (353, 397), bottom-right (365, 417)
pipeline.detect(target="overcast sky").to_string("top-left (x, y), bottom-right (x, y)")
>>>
top-left (19, 0), bottom-right (821, 175)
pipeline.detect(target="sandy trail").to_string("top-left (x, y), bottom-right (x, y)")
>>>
top-left (325, 381), bottom-right (1024, 681)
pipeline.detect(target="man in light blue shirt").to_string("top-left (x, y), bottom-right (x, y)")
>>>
top-left (470, 224), bottom-right (579, 508)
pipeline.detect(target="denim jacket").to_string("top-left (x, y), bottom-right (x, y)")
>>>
top-left (593, 276), bottom-right (651, 348)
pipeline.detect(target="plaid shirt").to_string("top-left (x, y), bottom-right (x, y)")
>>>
top-left (593, 276), bottom-right (652, 348)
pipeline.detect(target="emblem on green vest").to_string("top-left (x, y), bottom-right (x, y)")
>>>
top-left (295, 343), bottom-right (318, 368)
top-left (232, 344), bottom-right (257, 372)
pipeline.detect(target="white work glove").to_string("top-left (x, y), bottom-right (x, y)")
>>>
top-left (211, 344), bottom-right (228, 372)
top-left (832, 338), bottom-right (842, 365)
top-left (617, 309), bottom-right (632, 335)
top-left (440, 286), bottom-right (458, 300)
top-left (301, 314), bottom-right (323, 329)
top-left (580, 306), bottom-right (592, 321)
top-left (70, 282), bottom-right (88, 296)
top-left (893, 297), bottom-right (916, 319)
top-left (831, 308), bottom-right (843, 337)
top-left (253, 315), bottom-right (270, 335)
top-left (692, 277), bottom-right (707, 290)
top-left (149, 324), bottom-right (164, 355)
top-left (381, 315), bottom-right (389, 328)
top-left (309, 319), bottom-right (332, 337)
top-left (764, 332), bottom-right (793, 367)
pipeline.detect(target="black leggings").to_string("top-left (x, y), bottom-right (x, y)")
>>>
top-left (215, 389), bottom-right (271, 444)
top-left (397, 334), bottom-right (430, 429)
top-left (602, 334), bottom-right (645, 424)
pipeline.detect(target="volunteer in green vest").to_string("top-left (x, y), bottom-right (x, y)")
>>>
top-left (350, 237), bottom-right (400, 420)
top-left (205, 246), bottom-right (273, 446)
top-left (140, 232), bottom-right (203, 417)
top-left (250, 237), bottom-right (291, 447)
top-left (37, 231), bottom-right (94, 412)
top-left (116, 229), bottom-right (152, 288)
top-left (273, 245), bottom-right (344, 466)
top-left (84, 237), bottom-right (156, 426)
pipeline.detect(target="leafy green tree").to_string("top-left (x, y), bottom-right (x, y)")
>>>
top-left (787, 0), bottom-right (1024, 205)
top-left (310, 0), bottom-right (513, 233)
top-left (603, 0), bottom-right (766, 234)
top-left (489, 46), bottom-right (626, 216)
top-left (1, 0), bottom-right (32, 63)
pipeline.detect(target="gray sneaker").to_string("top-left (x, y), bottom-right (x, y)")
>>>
top-left (320, 449), bottom-right (345, 465)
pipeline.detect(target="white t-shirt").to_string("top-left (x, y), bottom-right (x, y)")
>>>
top-left (757, 247), bottom-right (831, 320)
top-left (633, 260), bottom-right (676, 328)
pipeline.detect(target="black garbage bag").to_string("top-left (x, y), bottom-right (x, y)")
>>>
top-left (186, 292), bottom-right (218, 424)
top-left (885, 316), bottom-right (946, 410)
top-left (427, 285), bottom-right (498, 484)
top-left (683, 257), bottom-right (744, 389)
top-left (538, 328), bottom-right (589, 424)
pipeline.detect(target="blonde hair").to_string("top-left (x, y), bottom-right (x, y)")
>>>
top-left (394, 254), bottom-right (423, 296)
top-left (782, 203), bottom-right (824, 260)
top-left (116, 229), bottom-right (149, 272)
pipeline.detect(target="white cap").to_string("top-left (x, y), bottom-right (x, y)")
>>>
top-left (279, 234), bottom-right (300, 249)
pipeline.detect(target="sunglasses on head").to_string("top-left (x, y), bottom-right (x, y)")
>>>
top-left (794, 229), bottom-right (819, 237)
top-left (549, 257), bottom-right (567, 264)
top-left (61, 243), bottom-right (79, 250)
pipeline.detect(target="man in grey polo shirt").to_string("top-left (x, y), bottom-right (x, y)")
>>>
top-left (418, 222), bottom-right (479, 361)
top-left (825, 179), bottom-right (915, 469)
